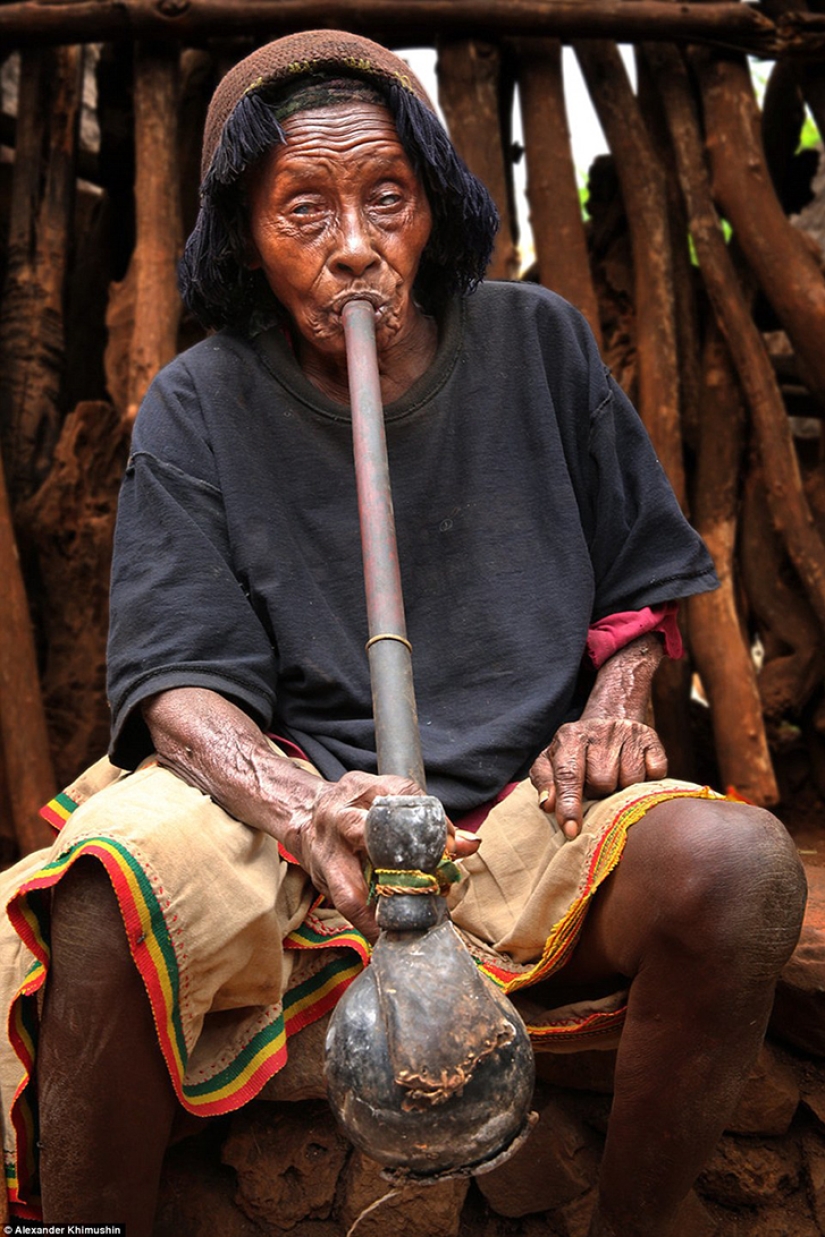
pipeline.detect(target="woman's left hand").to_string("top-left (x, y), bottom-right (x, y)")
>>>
top-left (530, 717), bottom-right (667, 840)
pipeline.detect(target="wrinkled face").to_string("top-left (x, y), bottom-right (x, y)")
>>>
top-left (246, 102), bottom-right (433, 358)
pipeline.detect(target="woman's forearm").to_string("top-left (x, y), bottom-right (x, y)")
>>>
top-left (142, 685), bottom-right (322, 857)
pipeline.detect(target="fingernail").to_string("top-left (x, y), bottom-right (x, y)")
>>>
top-left (455, 829), bottom-right (477, 841)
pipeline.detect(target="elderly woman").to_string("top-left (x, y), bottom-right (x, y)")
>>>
top-left (0, 29), bottom-right (806, 1237)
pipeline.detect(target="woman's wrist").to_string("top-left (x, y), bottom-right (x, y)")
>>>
top-left (581, 634), bottom-right (664, 723)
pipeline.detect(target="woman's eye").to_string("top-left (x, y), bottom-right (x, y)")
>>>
top-left (291, 203), bottom-right (316, 217)
top-left (376, 191), bottom-right (402, 207)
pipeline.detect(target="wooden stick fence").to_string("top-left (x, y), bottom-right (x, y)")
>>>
top-left (1, 7), bottom-right (825, 856)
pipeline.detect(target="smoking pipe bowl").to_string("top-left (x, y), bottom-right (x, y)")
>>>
top-left (323, 300), bottom-right (536, 1181)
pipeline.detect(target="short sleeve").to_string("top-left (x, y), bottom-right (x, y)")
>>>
top-left (584, 373), bottom-right (718, 619)
top-left (107, 365), bottom-right (279, 768)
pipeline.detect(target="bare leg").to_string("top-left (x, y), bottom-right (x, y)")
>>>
top-left (37, 858), bottom-right (177, 1234)
top-left (543, 800), bottom-right (806, 1237)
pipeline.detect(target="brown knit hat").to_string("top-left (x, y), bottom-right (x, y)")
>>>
top-left (179, 29), bottom-right (498, 331)
top-left (201, 30), bottom-right (435, 184)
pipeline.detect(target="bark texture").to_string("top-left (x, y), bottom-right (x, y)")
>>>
top-left (0, 44), bottom-right (83, 506)
top-left (514, 37), bottom-right (601, 341)
top-left (436, 38), bottom-right (519, 279)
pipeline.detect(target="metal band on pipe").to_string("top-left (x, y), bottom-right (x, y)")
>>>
top-left (365, 632), bottom-right (413, 655)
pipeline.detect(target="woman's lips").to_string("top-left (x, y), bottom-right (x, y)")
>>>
top-left (330, 289), bottom-right (387, 317)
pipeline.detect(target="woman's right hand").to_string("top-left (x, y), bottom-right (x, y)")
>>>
top-left (292, 770), bottom-right (422, 942)
top-left (292, 771), bottom-right (481, 942)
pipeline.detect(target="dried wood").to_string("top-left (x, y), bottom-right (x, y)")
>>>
top-left (687, 323), bottom-right (778, 804)
top-left (646, 42), bottom-right (825, 637)
top-left (636, 46), bottom-right (703, 454)
top-left (436, 39), bottom-right (518, 280)
top-left (693, 48), bottom-right (825, 409)
top-left (0, 44), bottom-right (83, 506)
top-left (574, 40), bottom-right (692, 777)
top-left (0, 0), bottom-right (801, 60)
top-left (178, 48), bottom-right (215, 241)
top-left (125, 40), bottom-right (183, 421)
top-left (760, 0), bottom-right (825, 144)
top-left (575, 41), bottom-right (684, 501)
top-left (740, 466), bottom-right (824, 720)
top-left (0, 445), bottom-right (56, 855)
top-left (19, 401), bottom-right (130, 787)
top-left (513, 38), bottom-right (601, 343)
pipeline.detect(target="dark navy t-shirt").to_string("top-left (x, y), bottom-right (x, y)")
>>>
top-left (107, 282), bottom-right (717, 815)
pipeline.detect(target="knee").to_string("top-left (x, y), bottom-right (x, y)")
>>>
top-left (49, 858), bottom-right (134, 984)
top-left (628, 800), bottom-right (806, 976)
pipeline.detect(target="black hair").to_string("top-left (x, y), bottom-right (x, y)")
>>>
top-left (178, 76), bottom-right (499, 332)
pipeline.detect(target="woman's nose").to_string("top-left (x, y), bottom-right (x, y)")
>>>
top-left (332, 208), bottom-right (379, 277)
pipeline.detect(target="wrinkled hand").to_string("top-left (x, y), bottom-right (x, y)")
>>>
top-left (292, 771), bottom-right (480, 942)
top-left (530, 718), bottom-right (667, 840)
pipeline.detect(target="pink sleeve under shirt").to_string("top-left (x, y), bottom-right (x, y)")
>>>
top-left (585, 601), bottom-right (682, 670)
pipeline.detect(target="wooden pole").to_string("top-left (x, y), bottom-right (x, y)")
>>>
top-left (514, 37), bottom-right (602, 343)
top-left (0, 1), bottom-right (795, 59)
top-left (646, 42), bottom-right (825, 637)
top-left (127, 40), bottom-right (183, 421)
top-left (636, 45), bottom-right (702, 454)
top-left (575, 41), bottom-right (684, 505)
top-left (688, 320), bottom-right (779, 804)
top-left (0, 44), bottom-right (83, 506)
top-left (0, 448), bottom-right (56, 855)
top-left (741, 465), bottom-right (825, 723)
top-left (436, 39), bottom-right (519, 280)
top-left (574, 40), bottom-right (695, 780)
top-left (693, 48), bottom-right (825, 411)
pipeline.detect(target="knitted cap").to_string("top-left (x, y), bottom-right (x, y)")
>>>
top-left (201, 30), bottom-right (436, 185)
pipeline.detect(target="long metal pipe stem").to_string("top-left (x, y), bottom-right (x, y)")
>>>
top-left (342, 299), bottom-right (426, 790)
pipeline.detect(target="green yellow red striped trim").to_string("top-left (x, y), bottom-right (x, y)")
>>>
top-left (38, 791), bottom-right (78, 832)
top-left (4, 836), bottom-right (369, 1213)
top-left (471, 785), bottom-right (724, 1042)
top-left (5, 781), bottom-right (724, 1212)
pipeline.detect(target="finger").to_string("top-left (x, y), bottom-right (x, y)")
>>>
top-left (644, 736), bottom-right (669, 781)
top-left (530, 754), bottom-right (558, 815)
top-left (552, 743), bottom-right (588, 838)
top-left (584, 740), bottom-right (623, 796)
top-left (350, 774), bottom-right (422, 809)
top-left (325, 864), bottom-right (379, 944)
top-left (617, 736), bottom-right (649, 789)
top-left (450, 828), bottom-right (481, 857)
top-left (537, 784), bottom-right (557, 815)
top-left (529, 749), bottom-right (555, 797)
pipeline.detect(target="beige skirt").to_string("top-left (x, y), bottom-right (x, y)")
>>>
top-left (0, 749), bottom-right (722, 1212)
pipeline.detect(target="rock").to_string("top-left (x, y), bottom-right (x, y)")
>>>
top-left (338, 1149), bottom-right (468, 1237)
top-left (802, 1127), bottom-right (825, 1234)
top-left (154, 1129), bottom-right (262, 1237)
top-left (222, 1100), bottom-right (349, 1229)
top-left (671, 1190), bottom-right (718, 1237)
top-left (476, 1086), bottom-right (600, 1218)
top-left (801, 1079), bottom-right (825, 1128)
top-left (550, 1188), bottom-right (714, 1237)
top-left (553, 1188), bottom-right (595, 1237)
top-left (697, 1135), bottom-right (801, 1207)
top-left (725, 1042), bottom-right (800, 1136)
top-left (534, 1049), bottom-right (616, 1094)
top-left (771, 865), bottom-right (825, 1057)
top-left (716, 1200), bottom-right (821, 1237)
